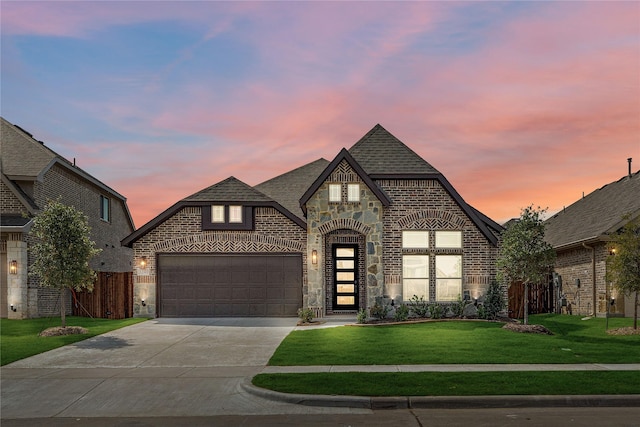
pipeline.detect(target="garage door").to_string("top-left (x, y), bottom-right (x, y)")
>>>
top-left (158, 254), bottom-right (302, 317)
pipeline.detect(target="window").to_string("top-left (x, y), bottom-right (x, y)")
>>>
top-left (436, 255), bottom-right (462, 301)
top-left (403, 255), bottom-right (429, 301)
top-left (436, 231), bottom-right (462, 248)
top-left (100, 196), bottom-right (110, 222)
top-left (229, 205), bottom-right (243, 223)
top-left (402, 231), bottom-right (429, 249)
top-left (329, 184), bottom-right (341, 202)
top-left (211, 205), bottom-right (225, 223)
top-left (347, 184), bottom-right (360, 202)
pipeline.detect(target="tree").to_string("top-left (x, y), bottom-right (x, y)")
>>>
top-left (29, 200), bottom-right (101, 327)
top-left (606, 216), bottom-right (640, 329)
top-left (496, 206), bottom-right (556, 325)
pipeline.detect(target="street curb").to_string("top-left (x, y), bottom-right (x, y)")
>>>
top-left (242, 379), bottom-right (640, 409)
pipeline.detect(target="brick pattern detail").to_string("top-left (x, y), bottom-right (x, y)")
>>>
top-left (317, 218), bottom-right (372, 235)
top-left (398, 210), bottom-right (467, 229)
top-left (153, 233), bottom-right (305, 253)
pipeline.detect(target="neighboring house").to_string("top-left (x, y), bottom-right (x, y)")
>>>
top-left (1, 117), bottom-right (135, 319)
top-left (544, 168), bottom-right (639, 318)
top-left (123, 124), bottom-right (502, 318)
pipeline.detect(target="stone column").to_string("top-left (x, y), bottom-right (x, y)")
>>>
top-left (6, 237), bottom-right (28, 319)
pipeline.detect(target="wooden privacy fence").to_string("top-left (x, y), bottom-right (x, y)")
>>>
top-left (508, 281), bottom-right (553, 319)
top-left (72, 272), bottom-right (133, 319)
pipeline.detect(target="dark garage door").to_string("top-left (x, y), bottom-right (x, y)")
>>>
top-left (158, 254), bottom-right (302, 317)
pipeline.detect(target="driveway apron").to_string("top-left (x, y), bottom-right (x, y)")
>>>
top-left (1, 318), bottom-right (369, 419)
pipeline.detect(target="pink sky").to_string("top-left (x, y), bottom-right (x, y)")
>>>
top-left (2, 1), bottom-right (638, 227)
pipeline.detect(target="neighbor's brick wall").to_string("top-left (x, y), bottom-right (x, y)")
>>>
top-left (554, 243), bottom-right (622, 316)
top-left (378, 179), bottom-right (498, 302)
top-left (132, 206), bottom-right (306, 317)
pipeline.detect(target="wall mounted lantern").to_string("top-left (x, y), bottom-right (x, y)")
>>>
top-left (311, 250), bottom-right (318, 265)
top-left (10, 304), bottom-right (17, 312)
top-left (139, 257), bottom-right (147, 269)
top-left (9, 260), bottom-right (17, 275)
top-left (141, 299), bottom-right (146, 307)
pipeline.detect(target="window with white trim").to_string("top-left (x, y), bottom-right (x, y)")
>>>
top-left (435, 255), bottom-right (462, 301)
top-left (402, 231), bottom-right (429, 249)
top-left (403, 255), bottom-right (429, 301)
top-left (329, 184), bottom-right (341, 202)
top-left (100, 195), bottom-right (110, 222)
top-left (211, 205), bottom-right (225, 223)
top-left (347, 183), bottom-right (360, 202)
top-left (229, 205), bottom-right (243, 223)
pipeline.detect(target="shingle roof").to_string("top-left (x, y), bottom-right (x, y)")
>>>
top-left (255, 158), bottom-right (330, 220)
top-left (184, 176), bottom-right (273, 202)
top-left (0, 214), bottom-right (31, 227)
top-left (348, 124), bottom-right (440, 175)
top-left (544, 171), bottom-right (640, 249)
top-left (1, 117), bottom-right (57, 178)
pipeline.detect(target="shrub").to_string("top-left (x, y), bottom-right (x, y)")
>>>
top-left (477, 304), bottom-right (487, 320)
top-left (429, 303), bottom-right (444, 319)
top-left (394, 304), bottom-right (410, 322)
top-left (370, 302), bottom-right (391, 320)
top-left (450, 295), bottom-right (465, 318)
top-left (297, 307), bottom-right (314, 323)
top-left (483, 281), bottom-right (506, 320)
top-left (408, 295), bottom-right (429, 318)
top-left (356, 308), bottom-right (367, 324)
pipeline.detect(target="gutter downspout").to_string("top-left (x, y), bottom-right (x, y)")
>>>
top-left (582, 242), bottom-right (596, 316)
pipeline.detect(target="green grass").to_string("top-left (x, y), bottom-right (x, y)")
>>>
top-left (268, 314), bottom-right (639, 366)
top-left (253, 371), bottom-right (640, 396)
top-left (1, 316), bottom-right (147, 366)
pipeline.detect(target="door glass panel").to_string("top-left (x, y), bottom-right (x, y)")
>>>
top-left (336, 260), bottom-right (354, 269)
top-left (337, 284), bottom-right (355, 293)
top-left (336, 248), bottom-right (354, 257)
top-left (336, 272), bottom-right (354, 281)
top-left (337, 296), bottom-right (355, 305)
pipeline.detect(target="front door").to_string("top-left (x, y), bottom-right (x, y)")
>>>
top-left (333, 245), bottom-right (358, 310)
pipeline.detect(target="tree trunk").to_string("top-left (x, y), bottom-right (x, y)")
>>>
top-left (60, 288), bottom-right (66, 328)
top-left (524, 282), bottom-right (529, 325)
top-left (634, 291), bottom-right (638, 330)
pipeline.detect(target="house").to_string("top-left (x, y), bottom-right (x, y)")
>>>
top-left (544, 167), bottom-right (639, 318)
top-left (1, 117), bottom-right (135, 319)
top-left (122, 124), bottom-right (502, 318)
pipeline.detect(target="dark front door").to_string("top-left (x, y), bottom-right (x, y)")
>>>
top-left (333, 245), bottom-right (358, 310)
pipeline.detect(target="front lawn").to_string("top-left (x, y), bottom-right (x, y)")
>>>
top-left (269, 314), bottom-right (639, 365)
top-left (1, 316), bottom-right (147, 366)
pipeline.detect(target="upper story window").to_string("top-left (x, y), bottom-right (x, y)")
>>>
top-left (203, 205), bottom-right (253, 231)
top-left (347, 184), bottom-right (360, 202)
top-left (435, 231), bottom-right (462, 248)
top-left (100, 195), bottom-right (110, 222)
top-left (229, 205), bottom-right (243, 223)
top-left (402, 231), bottom-right (429, 249)
top-left (329, 184), bottom-right (342, 202)
top-left (211, 205), bottom-right (225, 223)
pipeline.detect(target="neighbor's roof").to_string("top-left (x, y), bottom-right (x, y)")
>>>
top-left (255, 158), bottom-right (330, 221)
top-left (545, 171), bottom-right (640, 249)
top-left (348, 124), bottom-right (440, 176)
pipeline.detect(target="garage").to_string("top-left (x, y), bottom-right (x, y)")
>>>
top-left (157, 253), bottom-right (302, 317)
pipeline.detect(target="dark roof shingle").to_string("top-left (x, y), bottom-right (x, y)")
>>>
top-left (545, 171), bottom-right (640, 248)
top-left (184, 176), bottom-right (273, 202)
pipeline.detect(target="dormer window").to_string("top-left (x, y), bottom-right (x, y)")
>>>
top-left (203, 205), bottom-right (253, 230)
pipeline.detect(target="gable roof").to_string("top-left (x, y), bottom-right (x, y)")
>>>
top-left (299, 148), bottom-right (392, 213)
top-left (545, 171), bottom-right (640, 249)
top-left (255, 158), bottom-right (330, 221)
top-left (122, 175), bottom-right (306, 247)
top-left (348, 124), bottom-right (440, 176)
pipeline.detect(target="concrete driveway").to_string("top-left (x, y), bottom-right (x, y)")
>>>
top-left (1, 317), bottom-right (368, 420)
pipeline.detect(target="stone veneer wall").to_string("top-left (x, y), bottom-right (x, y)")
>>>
top-left (378, 179), bottom-right (498, 302)
top-left (306, 160), bottom-right (384, 312)
top-left (554, 243), bottom-right (624, 316)
top-left (131, 206), bottom-right (306, 317)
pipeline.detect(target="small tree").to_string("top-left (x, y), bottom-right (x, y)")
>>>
top-left (29, 200), bottom-right (101, 327)
top-left (482, 281), bottom-right (506, 320)
top-left (606, 216), bottom-right (640, 329)
top-left (496, 205), bottom-right (556, 325)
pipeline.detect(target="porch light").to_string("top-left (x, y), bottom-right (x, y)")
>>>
top-left (10, 304), bottom-right (16, 312)
top-left (311, 250), bottom-right (318, 265)
top-left (141, 299), bottom-right (146, 307)
top-left (9, 260), bottom-right (17, 275)
top-left (139, 257), bottom-right (147, 268)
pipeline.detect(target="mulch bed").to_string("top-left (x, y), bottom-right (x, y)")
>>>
top-left (501, 323), bottom-right (554, 335)
top-left (39, 326), bottom-right (89, 337)
top-left (606, 327), bottom-right (640, 336)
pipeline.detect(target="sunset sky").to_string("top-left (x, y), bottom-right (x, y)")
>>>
top-left (2, 1), bottom-right (638, 228)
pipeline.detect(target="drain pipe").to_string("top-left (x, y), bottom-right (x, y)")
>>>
top-left (582, 242), bottom-right (596, 316)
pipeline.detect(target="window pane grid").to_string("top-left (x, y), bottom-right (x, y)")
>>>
top-left (403, 255), bottom-right (429, 301)
top-left (402, 231), bottom-right (429, 249)
top-left (436, 231), bottom-right (462, 248)
top-left (329, 184), bottom-right (341, 202)
top-left (211, 205), bottom-right (225, 223)
top-left (347, 184), bottom-right (360, 202)
top-left (436, 255), bottom-right (462, 301)
top-left (229, 206), bottom-right (243, 223)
